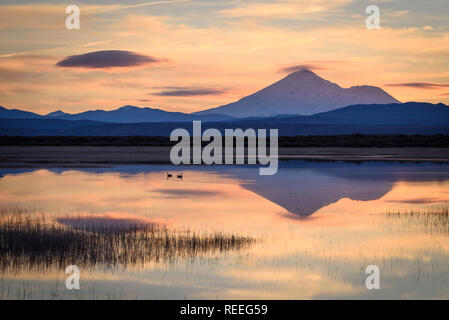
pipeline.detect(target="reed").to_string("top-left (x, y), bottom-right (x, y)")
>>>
top-left (386, 205), bottom-right (449, 233)
top-left (0, 209), bottom-right (254, 272)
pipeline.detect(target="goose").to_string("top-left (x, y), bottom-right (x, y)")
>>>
top-left (177, 172), bottom-right (183, 179)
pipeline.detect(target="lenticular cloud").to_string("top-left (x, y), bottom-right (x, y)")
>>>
top-left (56, 50), bottom-right (161, 69)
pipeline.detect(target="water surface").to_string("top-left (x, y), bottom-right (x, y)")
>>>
top-left (1, 161), bottom-right (449, 299)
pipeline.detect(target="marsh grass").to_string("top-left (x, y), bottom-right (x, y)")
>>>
top-left (0, 209), bottom-right (255, 272)
top-left (386, 206), bottom-right (449, 233)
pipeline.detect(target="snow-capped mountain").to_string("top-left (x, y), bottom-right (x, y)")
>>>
top-left (195, 69), bottom-right (399, 117)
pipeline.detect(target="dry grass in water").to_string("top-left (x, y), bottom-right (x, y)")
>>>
top-left (0, 209), bottom-right (255, 272)
top-left (386, 206), bottom-right (449, 233)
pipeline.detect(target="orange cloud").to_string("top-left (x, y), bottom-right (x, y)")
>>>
top-left (0, 2), bottom-right (448, 113)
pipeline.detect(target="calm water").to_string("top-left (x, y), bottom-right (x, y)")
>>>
top-left (1, 161), bottom-right (449, 299)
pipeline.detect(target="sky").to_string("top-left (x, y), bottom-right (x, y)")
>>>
top-left (0, 0), bottom-right (448, 114)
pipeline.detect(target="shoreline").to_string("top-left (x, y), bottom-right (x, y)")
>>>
top-left (1, 146), bottom-right (449, 168)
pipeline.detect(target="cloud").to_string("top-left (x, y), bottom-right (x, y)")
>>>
top-left (278, 60), bottom-right (348, 74)
top-left (279, 64), bottom-right (325, 74)
top-left (152, 86), bottom-right (228, 96)
top-left (122, 0), bottom-right (191, 10)
top-left (0, 53), bottom-right (53, 60)
top-left (0, 3), bottom-right (191, 30)
top-left (0, 67), bottom-right (36, 81)
top-left (56, 50), bottom-right (163, 69)
top-left (386, 82), bottom-right (449, 89)
top-left (386, 10), bottom-right (409, 18)
top-left (219, 0), bottom-right (353, 19)
top-left (101, 79), bottom-right (147, 88)
top-left (80, 40), bottom-right (113, 48)
top-left (0, 5), bottom-right (71, 30)
top-left (92, 0), bottom-right (191, 13)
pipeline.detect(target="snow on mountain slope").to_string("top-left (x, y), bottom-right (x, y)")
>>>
top-left (195, 69), bottom-right (399, 117)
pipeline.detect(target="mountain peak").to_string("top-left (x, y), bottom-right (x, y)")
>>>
top-left (118, 105), bottom-right (140, 111)
top-left (46, 110), bottom-right (68, 117)
top-left (286, 68), bottom-right (322, 80)
top-left (277, 68), bottom-right (334, 90)
top-left (289, 68), bottom-right (315, 75)
top-left (195, 70), bottom-right (399, 117)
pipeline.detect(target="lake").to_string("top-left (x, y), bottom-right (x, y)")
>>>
top-left (1, 161), bottom-right (449, 299)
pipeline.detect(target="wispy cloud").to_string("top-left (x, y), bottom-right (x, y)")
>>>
top-left (219, 0), bottom-right (353, 19)
top-left (386, 82), bottom-right (449, 89)
top-left (92, 0), bottom-right (191, 13)
top-left (123, 0), bottom-right (191, 9)
top-left (151, 86), bottom-right (228, 96)
top-left (80, 40), bottom-right (113, 48)
top-left (137, 99), bottom-right (153, 103)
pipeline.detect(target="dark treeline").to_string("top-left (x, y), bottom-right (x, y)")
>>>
top-left (0, 134), bottom-right (448, 147)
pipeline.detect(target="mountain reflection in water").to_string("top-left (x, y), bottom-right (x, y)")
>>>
top-left (1, 161), bottom-right (449, 299)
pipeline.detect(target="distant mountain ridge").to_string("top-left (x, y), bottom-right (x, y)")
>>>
top-left (45, 105), bottom-right (235, 122)
top-left (240, 102), bottom-right (449, 126)
top-left (0, 106), bottom-right (44, 119)
top-left (195, 69), bottom-right (399, 117)
top-left (1, 102), bottom-right (448, 136)
top-left (0, 105), bottom-right (233, 123)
